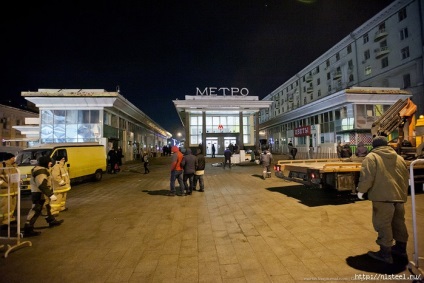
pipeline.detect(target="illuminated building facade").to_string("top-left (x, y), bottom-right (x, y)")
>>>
top-left (173, 93), bottom-right (272, 155)
top-left (15, 89), bottom-right (171, 161)
top-left (260, 0), bottom-right (424, 157)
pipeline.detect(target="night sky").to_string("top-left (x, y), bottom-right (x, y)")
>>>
top-left (3, 0), bottom-right (394, 136)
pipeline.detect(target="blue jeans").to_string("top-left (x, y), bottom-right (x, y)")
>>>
top-left (170, 170), bottom-right (184, 194)
top-left (183, 173), bottom-right (194, 193)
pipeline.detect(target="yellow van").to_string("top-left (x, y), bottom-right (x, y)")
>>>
top-left (16, 143), bottom-right (107, 191)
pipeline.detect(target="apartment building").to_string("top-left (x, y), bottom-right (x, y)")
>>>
top-left (259, 0), bottom-right (423, 157)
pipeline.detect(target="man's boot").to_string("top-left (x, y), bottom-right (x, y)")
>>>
top-left (368, 245), bottom-right (393, 264)
top-left (45, 216), bottom-right (64, 227)
top-left (23, 223), bottom-right (41, 237)
top-left (391, 241), bottom-right (407, 258)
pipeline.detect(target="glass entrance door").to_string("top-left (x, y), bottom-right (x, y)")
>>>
top-left (224, 137), bottom-right (236, 150)
top-left (206, 138), bottom-right (218, 156)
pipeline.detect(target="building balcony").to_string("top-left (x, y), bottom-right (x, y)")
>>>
top-left (306, 75), bottom-right (313, 82)
top-left (374, 46), bottom-right (390, 58)
top-left (374, 29), bottom-right (388, 41)
top-left (333, 71), bottom-right (342, 80)
top-left (306, 87), bottom-right (313, 93)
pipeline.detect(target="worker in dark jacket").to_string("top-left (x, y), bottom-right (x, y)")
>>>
top-left (23, 156), bottom-right (64, 237)
top-left (356, 136), bottom-right (409, 264)
top-left (223, 147), bottom-right (232, 168)
top-left (355, 142), bottom-right (369, 157)
top-left (341, 143), bottom-right (352, 158)
top-left (181, 148), bottom-right (196, 195)
top-left (193, 149), bottom-right (206, 192)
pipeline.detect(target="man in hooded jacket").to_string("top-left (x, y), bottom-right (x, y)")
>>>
top-left (23, 156), bottom-right (64, 237)
top-left (181, 148), bottom-right (196, 195)
top-left (356, 136), bottom-right (409, 264)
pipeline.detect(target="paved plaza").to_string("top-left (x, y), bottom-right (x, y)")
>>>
top-left (1, 155), bottom-right (423, 282)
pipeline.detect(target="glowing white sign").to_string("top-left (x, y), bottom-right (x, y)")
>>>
top-left (196, 87), bottom-right (249, 96)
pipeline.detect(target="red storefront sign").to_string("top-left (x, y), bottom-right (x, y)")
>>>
top-left (218, 124), bottom-right (224, 130)
top-left (294, 125), bottom-right (311, 137)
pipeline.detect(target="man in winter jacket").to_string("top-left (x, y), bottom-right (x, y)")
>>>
top-left (181, 148), bottom-right (196, 195)
top-left (194, 149), bottom-right (206, 192)
top-left (260, 149), bottom-right (273, 180)
top-left (356, 136), bottom-right (409, 264)
top-left (23, 156), bottom-right (64, 237)
top-left (168, 146), bottom-right (184, 196)
top-left (223, 147), bottom-right (232, 169)
top-left (355, 142), bottom-right (369, 157)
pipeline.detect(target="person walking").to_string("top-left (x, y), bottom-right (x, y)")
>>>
top-left (194, 149), bottom-right (205, 192)
top-left (181, 148), bottom-right (196, 195)
top-left (260, 148), bottom-right (273, 180)
top-left (223, 147), bottom-right (232, 169)
top-left (117, 146), bottom-right (123, 166)
top-left (168, 146), bottom-right (184, 196)
top-left (50, 156), bottom-right (71, 216)
top-left (23, 156), bottom-right (64, 237)
top-left (143, 152), bottom-right (150, 174)
top-left (356, 136), bottom-right (409, 264)
top-left (108, 148), bottom-right (120, 173)
top-left (211, 144), bottom-right (216, 158)
top-left (0, 153), bottom-right (18, 228)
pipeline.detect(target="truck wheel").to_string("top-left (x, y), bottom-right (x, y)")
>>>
top-left (93, 170), bottom-right (103, 181)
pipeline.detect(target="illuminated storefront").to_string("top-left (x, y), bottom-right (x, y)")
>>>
top-left (173, 91), bottom-right (272, 155)
top-left (16, 89), bottom-right (171, 161)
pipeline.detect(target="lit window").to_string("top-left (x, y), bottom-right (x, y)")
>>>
top-left (365, 66), bottom-right (372, 75)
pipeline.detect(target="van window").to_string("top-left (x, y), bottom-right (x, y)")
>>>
top-left (16, 149), bottom-right (53, 166)
top-left (52, 149), bottom-right (68, 163)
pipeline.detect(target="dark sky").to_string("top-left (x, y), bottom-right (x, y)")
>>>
top-left (3, 0), bottom-right (394, 136)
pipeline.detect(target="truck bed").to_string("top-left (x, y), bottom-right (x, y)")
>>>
top-left (275, 158), bottom-right (424, 191)
top-left (276, 159), bottom-right (361, 175)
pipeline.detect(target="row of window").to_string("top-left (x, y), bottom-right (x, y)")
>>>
top-left (189, 115), bottom-right (252, 146)
top-left (39, 109), bottom-right (163, 144)
top-left (274, 6), bottom-right (410, 107)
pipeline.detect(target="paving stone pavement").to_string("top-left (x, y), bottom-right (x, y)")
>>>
top-left (0, 155), bottom-right (423, 282)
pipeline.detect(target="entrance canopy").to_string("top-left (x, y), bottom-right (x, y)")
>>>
top-left (173, 95), bottom-right (272, 126)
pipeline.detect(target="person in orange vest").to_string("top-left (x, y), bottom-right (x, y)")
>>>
top-left (167, 146), bottom-right (184, 196)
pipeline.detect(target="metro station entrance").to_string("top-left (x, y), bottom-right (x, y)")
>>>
top-left (206, 136), bottom-right (238, 156)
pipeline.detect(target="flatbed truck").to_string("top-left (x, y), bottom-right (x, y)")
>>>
top-left (273, 158), bottom-right (424, 191)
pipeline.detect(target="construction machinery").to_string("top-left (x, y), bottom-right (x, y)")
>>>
top-left (371, 98), bottom-right (423, 160)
